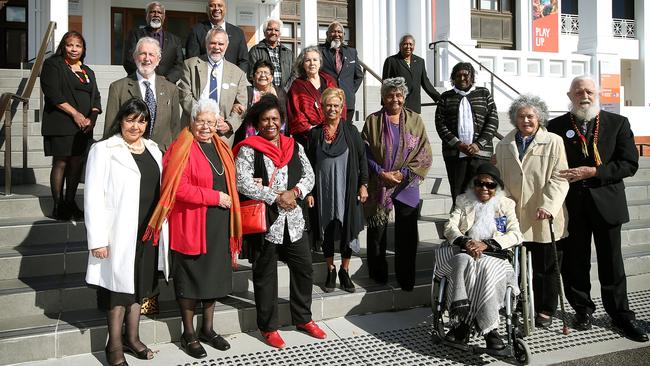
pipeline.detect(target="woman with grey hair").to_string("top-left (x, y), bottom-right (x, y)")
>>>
top-left (287, 45), bottom-right (343, 145)
top-left (494, 93), bottom-right (569, 328)
top-left (362, 77), bottom-right (432, 290)
top-left (145, 98), bottom-right (243, 358)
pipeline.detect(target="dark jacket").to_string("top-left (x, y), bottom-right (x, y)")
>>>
top-left (40, 56), bottom-right (101, 136)
top-left (306, 121), bottom-right (368, 246)
top-left (382, 53), bottom-right (440, 114)
top-left (122, 27), bottom-right (184, 83)
top-left (434, 86), bottom-right (498, 159)
top-left (318, 44), bottom-right (363, 113)
top-left (248, 40), bottom-right (294, 89)
top-left (232, 85), bottom-right (288, 147)
top-left (185, 21), bottom-right (249, 71)
top-left (547, 111), bottom-right (639, 225)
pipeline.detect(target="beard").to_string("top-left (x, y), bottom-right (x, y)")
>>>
top-left (137, 62), bottom-right (156, 78)
top-left (208, 52), bottom-right (223, 64)
top-left (149, 18), bottom-right (162, 29)
top-left (330, 39), bottom-right (342, 49)
top-left (570, 99), bottom-right (600, 121)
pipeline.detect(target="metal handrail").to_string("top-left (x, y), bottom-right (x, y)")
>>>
top-left (429, 39), bottom-right (521, 98)
top-left (358, 59), bottom-right (382, 121)
top-left (1, 21), bottom-right (56, 195)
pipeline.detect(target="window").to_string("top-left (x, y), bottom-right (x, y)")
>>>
top-left (562, 0), bottom-right (578, 15)
top-left (612, 0), bottom-right (634, 20)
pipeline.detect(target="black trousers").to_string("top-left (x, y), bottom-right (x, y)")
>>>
top-left (367, 200), bottom-right (419, 290)
top-left (252, 225), bottom-right (313, 331)
top-left (524, 242), bottom-right (562, 316)
top-left (322, 219), bottom-right (352, 259)
top-left (443, 156), bottom-right (484, 205)
top-left (561, 189), bottom-right (635, 322)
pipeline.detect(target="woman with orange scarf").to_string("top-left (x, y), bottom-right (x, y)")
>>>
top-left (143, 98), bottom-right (242, 359)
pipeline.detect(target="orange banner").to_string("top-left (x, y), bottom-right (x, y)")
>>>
top-left (532, 0), bottom-right (559, 52)
top-left (600, 73), bottom-right (621, 114)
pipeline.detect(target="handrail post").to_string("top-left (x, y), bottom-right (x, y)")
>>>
top-left (491, 74), bottom-right (494, 98)
top-left (362, 69), bottom-right (367, 122)
top-left (433, 43), bottom-right (438, 87)
top-left (4, 107), bottom-right (11, 194)
top-left (22, 100), bottom-right (28, 169)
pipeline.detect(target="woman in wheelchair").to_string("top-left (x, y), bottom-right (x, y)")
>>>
top-left (435, 163), bottom-right (524, 351)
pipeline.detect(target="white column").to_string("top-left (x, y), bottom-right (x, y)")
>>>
top-left (82, 0), bottom-right (111, 64)
top-left (435, 0), bottom-right (475, 47)
top-left (577, 0), bottom-right (614, 55)
top-left (387, 0), bottom-right (397, 56)
top-left (516, 0), bottom-right (531, 51)
top-left (300, 0), bottom-right (318, 48)
top-left (50, 0), bottom-right (68, 47)
top-left (636, 0), bottom-right (650, 106)
top-left (356, 0), bottom-right (383, 82)
top-left (28, 0), bottom-right (67, 61)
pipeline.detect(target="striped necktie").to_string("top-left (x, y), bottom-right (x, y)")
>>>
top-left (209, 63), bottom-right (219, 102)
top-left (143, 80), bottom-right (156, 138)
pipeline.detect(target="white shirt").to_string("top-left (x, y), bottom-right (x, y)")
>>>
top-left (136, 71), bottom-right (156, 102)
top-left (200, 59), bottom-right (223, 113)
top-left (212, 21), bottom-right (227, 32)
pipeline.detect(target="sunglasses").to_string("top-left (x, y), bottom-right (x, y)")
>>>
top-left (474, 180), bottom-right (498, 189)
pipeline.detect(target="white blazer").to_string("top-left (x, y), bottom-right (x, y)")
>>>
top-left (84, 135), bottom-right (170, 294)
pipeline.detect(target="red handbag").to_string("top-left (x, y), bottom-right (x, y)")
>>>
top-left (239, 169), bottom-right (278, 235)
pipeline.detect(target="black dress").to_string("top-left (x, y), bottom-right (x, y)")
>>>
top-left (172, 141), bottom-right (233, 300)
top-left (43, 69), bottom-right (94, 157)
top-left (97, 148), bottom-right (161, 310)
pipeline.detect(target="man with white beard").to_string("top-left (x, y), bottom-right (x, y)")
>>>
top-left (318, 21), bottom-right (362, 122)
top-left (179, 28), bottom-right (248, 146)
top-left (547, 76), bottom-right (647, 343)
top-left (123, 2), bottom-right (184, 83)
top-left (105, 37), bottom-right (181, 151)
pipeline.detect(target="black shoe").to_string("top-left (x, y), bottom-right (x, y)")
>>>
top-left (105, 345), bottom-right (129, 366)
top-left (445, 322), bottom-right (470, 344)
top-left (338, 268), bottom-right (356, 293)
top-left (612, 319), bottom-right (649, 343)
top-left (66, 200), bottom-right (84, 220)
top-left (484, 330), bottom-right (505, 350)
top-left (324, 266), bottom-right (336, 292)
top-left (180, 333), bottom-right (207, 358)
top-left (535, 314), bottom-right (553, 328)
top-left (51, 200), bottom-right (70, 221)
top-left (122, 342), bottom-right (153, 360)
top-left (199, 330), bottom-right (231, 350)
top-left (574, 313), bottom-right (592, 331)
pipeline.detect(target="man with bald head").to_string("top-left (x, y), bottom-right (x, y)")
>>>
top-left (185, 0), bottom-right (248, 71)
top-left (547, 76), bottom-right (647, 343)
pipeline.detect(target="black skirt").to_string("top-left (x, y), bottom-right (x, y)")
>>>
top-left (172, 142), bottom-right (233, 300)
top-left (43, 132), bottom-right (92, 157)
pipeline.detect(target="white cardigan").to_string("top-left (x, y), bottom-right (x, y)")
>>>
top-left (84, 135), bottom-right (169, 294)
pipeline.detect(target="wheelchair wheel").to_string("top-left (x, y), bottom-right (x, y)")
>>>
top-left (513, 338), bottom-right (531, 365)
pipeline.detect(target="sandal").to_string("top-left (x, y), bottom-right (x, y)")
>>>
top-left (104, 345), bottom-right (129, 366)
top-left (123, 342), bottom-right (154, 360)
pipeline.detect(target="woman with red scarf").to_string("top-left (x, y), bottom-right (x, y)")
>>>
top-left (143, 98), bottom-right (242, 359)
top-left (234, 95), bottom-right (323, 349)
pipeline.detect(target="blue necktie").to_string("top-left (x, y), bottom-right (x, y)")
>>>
top-left (209, 63), bottom-right (218, 102)
top-left (143, 80), bottom-right (156, 138)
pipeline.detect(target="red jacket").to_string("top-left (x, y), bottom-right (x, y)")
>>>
top-left (165, 140), bottom-right (222, 255)
top-left (287, 70), bottom-right (346, 136)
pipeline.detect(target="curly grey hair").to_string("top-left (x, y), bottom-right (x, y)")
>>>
top-left (380, 77), bottom-right (409, 100)
top-left (508, 94), bottom-right (550, 128)
top-left (292, 45), bottom-right (321, 79)
top-left (191, 98), bottom-right (219, 122)
top-left (133, 37), bottom-right (162, 61)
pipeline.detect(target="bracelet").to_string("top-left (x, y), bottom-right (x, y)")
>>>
top-left (291, 187), bottom-right (301, 198)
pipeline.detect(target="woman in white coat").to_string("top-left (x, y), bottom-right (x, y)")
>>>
top-left (85, 98), bottom-right (169, 366)
top-left (495, 94), bottom-right (569, 329)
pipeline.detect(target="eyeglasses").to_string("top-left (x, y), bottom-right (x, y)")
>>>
top-left (193, 119), bottom-right (217, 127)
top-left (474, 180), bottom-right (498, 189)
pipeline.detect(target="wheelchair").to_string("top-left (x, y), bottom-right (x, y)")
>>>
top-left (430, 243), bottom-right (534, 365)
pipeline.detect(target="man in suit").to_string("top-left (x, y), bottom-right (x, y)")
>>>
top-left (547, 76), bottom-right (647, 343)
top-left (179, 28), bottom-right (248, 146)
top-left (185, 0), bottom-right (248, 71)
top-left (318, 21), bottom-right (362, 122)
top-left (104, 37), bottom-right (181, 151)
top-left (382, 34), bottom-right (440, 114)
top-left (122, 1), bottom-right (184, 83)
top-left (248, 18), bottom-right (294, 89)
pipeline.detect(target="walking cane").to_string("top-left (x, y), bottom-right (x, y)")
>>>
top-left (549, 218), bottom-right (570, 335)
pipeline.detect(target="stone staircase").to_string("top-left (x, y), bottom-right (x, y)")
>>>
top-left (1, 66), bottom-right (649, 365)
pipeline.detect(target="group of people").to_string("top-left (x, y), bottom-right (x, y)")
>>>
top-left (37, 1), bottom-right (646, 365)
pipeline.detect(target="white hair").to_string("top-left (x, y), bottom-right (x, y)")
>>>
top-left (191, 99), bottom-right (219, 121)
top-left (263, 18), bottom-right (283, 32)
top-left (133, 37), bottom-right (162, 61)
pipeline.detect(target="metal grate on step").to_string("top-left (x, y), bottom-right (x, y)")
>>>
top-left (175, 290), bottom-right (650, 366)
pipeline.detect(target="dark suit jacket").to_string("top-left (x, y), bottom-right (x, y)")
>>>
top-left (318, 44), bottom-right (363, 112)
top-left (40, 56), bottom-right (101, 136)
top-left (122, 27), bottom-right (184, 84)
top-left (102, 74), bottom-right (181, 151)
top-left (185, 21), bottom-right (249, 71)
top-left (547, 111), bottom-right (639, 225)
top-left (382, 53), bottom-right (440, 114)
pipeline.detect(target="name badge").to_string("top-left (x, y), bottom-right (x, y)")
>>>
top-left (566, 130), bottom-right (575, 138)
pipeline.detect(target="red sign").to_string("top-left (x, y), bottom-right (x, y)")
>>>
top-left (532, 0), bottom-right (559, 52)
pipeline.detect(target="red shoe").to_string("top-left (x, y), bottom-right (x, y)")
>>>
top-left (296, 320), bottom-right (327, 339)
top-left (260, 330), bottom-right (285, 349)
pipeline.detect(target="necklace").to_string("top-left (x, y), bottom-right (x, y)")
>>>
top-left (324, 123), bottom-right (339, 142)
top-left (125, 139), bottom-right (145, 154)
top-left (198, 142), bottom-right (225, 176)
top-left (570, 113), bottom-right (601, 166)
top-left (64, 58), bottom-right (90, 84)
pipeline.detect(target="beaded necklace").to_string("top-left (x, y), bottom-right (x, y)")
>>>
top-left (324, 123), bottom-right (339, 143)
top-left (64, 58), bottom-right (90, 84)
top-left (570, 113), bottom-right (601, 166)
